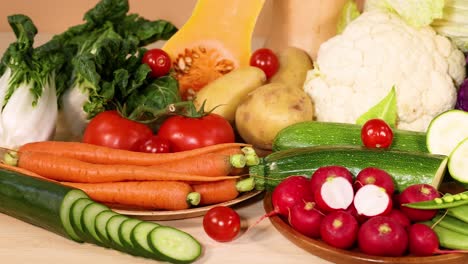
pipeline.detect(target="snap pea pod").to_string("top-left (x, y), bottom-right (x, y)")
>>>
top-left (422, 221), bottom-right (468, 250)
top-left (403, 191), bottom-right (468, 210)
top-left (447, 204), bottom-right (468, 223)
top-left (432, 214), bottom-right (468, 236)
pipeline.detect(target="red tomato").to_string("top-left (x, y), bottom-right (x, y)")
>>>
top-left (361, 119), bottom-right (394, 149)
top-left (203, 206), bottom-right (241, 242)
top-left (136, 135), bottom-right (172, 153)
top-left (83, 110), bottom-right (153, 151)
top-left (157, 113), bottom-right (235, 152)
top-left (142, 48), bottom-right (172, 78)
top-left (249, 48), bottom-right (279, 78)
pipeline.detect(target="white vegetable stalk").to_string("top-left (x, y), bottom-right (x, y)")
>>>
top-left (60, 84), bottom-right (91, 138)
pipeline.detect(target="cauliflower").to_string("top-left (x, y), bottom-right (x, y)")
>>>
top-left (303, 10), bottom-right (466, 132)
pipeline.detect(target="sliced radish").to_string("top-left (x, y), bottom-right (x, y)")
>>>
top-left (353, 184), bottom-right (392, 217)
top-left (448, 137), bottom-right (468, 183)
top-left (315, 176), bottom-right (354, 212)
top-left (354, 167), bottom-right (395, 195)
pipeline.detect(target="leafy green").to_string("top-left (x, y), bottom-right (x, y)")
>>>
top-left (431, 0), bottom-right (468, 52)
top-left (365, 0), bottom-right (445, 27)
top-left (337, 0), bottom-right (361, 34)
top-left (356, 86), bottom-right (398, 127)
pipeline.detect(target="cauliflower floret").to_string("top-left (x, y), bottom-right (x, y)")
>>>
top-left (304, 10), bottom-right (466, 132)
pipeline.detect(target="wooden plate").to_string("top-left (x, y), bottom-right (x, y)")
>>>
top-left (263, 192), bottom-right (468, 264)
top-left (112, 190), bottom-right (262, 221)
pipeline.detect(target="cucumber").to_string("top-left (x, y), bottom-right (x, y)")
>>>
top-left (0, 168), bottom-right (88, 242)
top-left (118, 218), bottom-right (142, 250)
top-left (95, 210), bottom-right (119, 246)
top-left (148, 226), bottom-right (202, 264)
top-left (426, 110), bottom-right (468, 155)
top-left (250, 146), bottom-right (448, 192)
top-left (106, 215), bottom-right (130, 249)
top-left (81, 202), bottom-right (110, 245)
top-left (131, 221), bottom-right (161, 258)
top-left (70, 198), bottom-right (94, 236)
top-left (448, 137), bottom-right (468, 183)
top-left (273, 121), bottom-right (428, 152)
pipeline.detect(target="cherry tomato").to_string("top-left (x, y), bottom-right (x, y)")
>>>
top-left (157, 113), bottom-right (235, 152)
top-left (83, 110), bottom-right (153, 151)
top-left (249, 48), bottom-right (279, 78)
top-left (203, 206), bottom-right (241, 242)
top-left (136, 135), bottom-right (172, 153)
top-left (361, 119), bottom-right (394, 149)
top-left (142, 48), bottom-right (172, 78)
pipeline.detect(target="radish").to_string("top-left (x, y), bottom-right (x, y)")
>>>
top-left (320, 211), bottom-right (359, 249)
top-left (314, 176), bottom-right (354, 212)
top-left (358, 216), bottom-right (408, 257)
top-left (310, 166), bottom-right (354, 195)
top-left (353, 184), bottom-right (392, 217)
top-left (288, 201), bottom-right (323, 238)
top-left (399, 184), bottom-right (441, 222)
top-left (408, 223), bottom-right (468, 256)
top-left (345, 203), bottom-right (368, 224)
top-left (387, 209), bottom-right (411, 229)
top-left (354, 167), bottom-right (395, 195)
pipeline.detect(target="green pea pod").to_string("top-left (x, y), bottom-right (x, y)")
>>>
top-left (429, 224), bottom-right (468, 250)
top-left (403, 191), bottom-right (468, 210)
top-left (432, 214), bottom-right (468, 236)
top-left (447, 204), bottom-right (468, 223)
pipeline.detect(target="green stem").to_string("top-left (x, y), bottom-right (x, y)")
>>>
top-left (187, 192), bottom-right (201, 207)
top-left (236, 177), bottom-right (255, 192)
top-left (3, 151), bottom-right (19, 166)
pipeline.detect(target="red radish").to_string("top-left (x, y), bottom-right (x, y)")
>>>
top-left (314, 177), bottom-right (354, 212)
top-left (392, 193), bottom-right (401, 209)
top-left (320, 211), bottom-right (359, 249)
top-left (345, 203), bottom-right (368, 224)
top-left (408, 223), bottom-right (468, 256)
top-left (399, 184), bottom-right (441, 222)
top-left (353, 184), bottom-right (392, 217)
top-left (354, 167), bottom-right (395, 195)
top-left (387, 209), bottom-right (411, 229)
top-left (310, 166), bottom-right (354, 195)
top-left (358, 216), bottom-right (408, 257)
top-left (288, 201), bottom-right (323, 238)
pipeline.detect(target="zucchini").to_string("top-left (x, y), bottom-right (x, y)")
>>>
top-left (81, 202), bottom-right (110, 245)
top-left (131, 221), bottom-right (161, 258)
top-left (0, 168), bottom-right (88, 242)
top-left (95, 210), bottom-right (119, 246)
top-left (272, 121), bottom-right (428, 152)
top-left (448, 137), bottom-right (468, 183)
top-left (106, 215), bottom-right (130, 249)
top-left (426, 110), bottom-right (468, 155)
top-left (70, 198), bottom-right (94, 236)
top-left (250, 146), bottom-right (448, 192)
top-left (119, 218), bottom-right (142, 250)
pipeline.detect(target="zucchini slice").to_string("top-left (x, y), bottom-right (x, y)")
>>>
top-left (118, 218), bottom-right (142, 249)
top-left (70, 198), bottom-right (94, 235)
top-left (81, 202), bottom-right (110, 244)
top-left (426, 110), bottom-right (468, 155)
top-left (448, 137), bottom-right (468, 183)
top-left (0, 169), bottom-right (88, 242)
top-left (106, 215), bottom-right (130, 249)
top-left (131, 221), bottom-right (161, 258)
top-left (95, 210), bottom-right (119, 246)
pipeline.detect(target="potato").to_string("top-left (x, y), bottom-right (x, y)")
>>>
top-left (235, 83), bottom-right (314, 150)
top-left (193, 66), bottom-right (266, 123)
top-left (269, 47), bottom-right (313, 90)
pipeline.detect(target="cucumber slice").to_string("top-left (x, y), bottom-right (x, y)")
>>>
top-left (70, 198), bottom-right (94, 235)
top-left (426, 110), bottom-right (468, 155)
top-left (106, 215), bottom-right (130, 249)
top-left (81, 202), bottom-right (110, 244)
top-left (118, 218), bottom-right (142, 249)
top-left (448, 137), bottom-right (468, 183)
top-left (148, 226), bottom-right (202, 264)
top-left (95, 210), bottom-right (119, 246)
top-left (131, 221), bottom-right (161, 258)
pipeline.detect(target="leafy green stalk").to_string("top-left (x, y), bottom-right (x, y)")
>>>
top-left (356, 86), bottom-right (398, 127)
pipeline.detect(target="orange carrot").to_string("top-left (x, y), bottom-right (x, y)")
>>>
top-left (0, 162), bottom-right (60, 183)
top-left (18, 141), bottom-right (249, 166)
top-left (17, 151), bottom-right (237, 183)
top-left (192, 179), bottom-right (239, 206)
top-left (61, 181), bottom-right (198, 210)
top-left (151, 147), bottom-right (243, 176)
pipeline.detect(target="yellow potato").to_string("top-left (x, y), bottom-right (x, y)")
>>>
top-left (193, 66), bottom-right (266, 123)
top-left (235, 83), bottom-right (314, 150)
top-left (269, 47), bottom-right (313, 89)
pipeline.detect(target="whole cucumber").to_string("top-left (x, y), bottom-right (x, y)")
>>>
top-left (250, 146), bottom-right (447, 192)
top-left (272, 121), bottom-right (428, 152)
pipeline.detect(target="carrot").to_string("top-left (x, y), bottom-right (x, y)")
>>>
top-left (17, 151), bottom-right (238, 183)
top-left (192, 179), bottom-right (240, 206)
top-left (61, 181), bottom-right (199, 210)
top-left (151, 147), bottom-right (243, 176)
top-left (0, 162), bottom-right (59, 183)
top-left (18, 141), bottom-right (249, 166)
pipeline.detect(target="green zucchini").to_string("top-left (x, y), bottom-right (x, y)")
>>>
top-left (118, 218), bottom-right (142, 250)
top-left (106, 215), bottom-right (130, 249)
top-left (0, 168), bottom-right (88, 242)
top-left (95, 210), bottom-right (119, 247)
top-left (70, 198), bottom-right (94, 237)
top-left (272, 121), bottom-right (428, 152)
top-left (81, 202), bottom-right (110, 245)
top-left (250, 146), bottom-right (447, 192)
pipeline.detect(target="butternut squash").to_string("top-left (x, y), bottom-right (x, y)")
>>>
top-left (162, 0), bottom-right (265, 100)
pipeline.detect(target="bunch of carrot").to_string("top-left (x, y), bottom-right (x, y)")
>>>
top-left (1, 141), bottom-right (257, 211)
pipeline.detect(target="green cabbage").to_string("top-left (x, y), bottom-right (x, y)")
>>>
top-left (432, 0), bottom-right (468, 52)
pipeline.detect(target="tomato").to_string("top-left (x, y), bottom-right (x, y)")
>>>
top-left (249, 48), bottom-right (279, 78)
top-left (361, 119), bottom-right (394, 149)
top-left (136, 135), bottom-right (172, 153)
top-left (203, 206), bottom-right (241, 242)
top-left (83, 110), bottom-right (153, 151)
top-left (142, 48), bottom-right (172, 78)
top-left (157, 113), bottom-right (235, 152)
